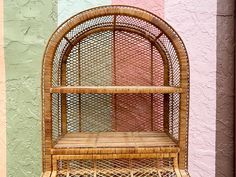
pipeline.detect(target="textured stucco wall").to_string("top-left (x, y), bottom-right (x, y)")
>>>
top-left (2, 0), bottom-right (233, 176)
top-left (0, 0), bottom-right (6, 176)
top-left (165, 1), bottom-right (217, 176)
top-left (4, 0), bottom-right (57, 176)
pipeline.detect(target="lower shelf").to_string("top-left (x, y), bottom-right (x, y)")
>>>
top-left (55, 158), bottom-right (178, 177)
top-left (54, 132), bottom-right (177, 149)
top-left (42, 156), bottom-right (190, 177)
top-left (45, 133), bottom-right (188, 177)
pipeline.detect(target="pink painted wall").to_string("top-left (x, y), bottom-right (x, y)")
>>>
top-left (165, 1), bottom-right (216, 176)
top-left (112, 0), bottom-right (164, 18)
top-left (112, 0), bottom-right (165, 133)
top-left (113, 30), bottom-right (164, 132)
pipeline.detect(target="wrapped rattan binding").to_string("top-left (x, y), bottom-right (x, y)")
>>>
top-left (41, 5), bottom-right (190, 177)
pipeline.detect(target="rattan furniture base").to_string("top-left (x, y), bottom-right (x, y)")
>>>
top-left (41, 154), bottom-right (190, 177)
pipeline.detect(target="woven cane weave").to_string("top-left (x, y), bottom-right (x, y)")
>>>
top-left (56, 158), bottom-right (177, 177)
top-left (42, 5), bottom-right (190, 176)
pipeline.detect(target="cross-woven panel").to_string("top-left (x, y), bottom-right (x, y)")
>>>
top-left (80, 94), bottom-right (112, 132)
top-left (50, 9), bottom-right (182, 143)
top-left (158, 35), bottom-right (180, 87)
top-left (64, 94), bottom-right (112, 133)
top-left (56, 158), bottom-right (177, 177)
top-left (114, 94), bottom-right (164, 132)
top-left (168, 93), bottom-right (180, 141)
top-left (113, 31), bottom-right (164, 132)
top-left (65, 31), bottom-right (113, 132)
top-left (52, 94), bottom-right (165, 133)
top-left (52, 93), bottom-right (61, 142)
top-left (80, 31), bottom-right (112, 86)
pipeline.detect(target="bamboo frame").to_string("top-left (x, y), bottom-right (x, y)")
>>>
top-left (42, 5), bottom-right (189, 176)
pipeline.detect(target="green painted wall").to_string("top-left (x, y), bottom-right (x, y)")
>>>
top-left (4, 0), bottom-right (57, 176)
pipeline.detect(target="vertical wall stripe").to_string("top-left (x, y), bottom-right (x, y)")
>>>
top-left (112, 0), bottom-right (164, 18)
top-left (165, 1), bottom-right (217, 176)
top-left (58, 0), bottom-right (112, 25)
top-left (0, 0), bottom-right (6, 176)
top-left (111, 0), bottom-right (164, 141)
top-left (4, 0), bottom-right (57, 176)
top-left (58, 0), bottom-right (112, 134)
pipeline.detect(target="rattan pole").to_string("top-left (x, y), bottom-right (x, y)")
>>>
top-left (163, 45), bottom-right (170, 133)
top-left (50, 86), bottom-right (183, 94)
top-left (42, 50), bottom-right (53, 171)
top-left (94, 160), bottom-right (97, 177)
top-left (151, 44), bottom-right (154, 131)
top-left (174, 156), bottom-right (182, 177)
top-left (113, 15), bottom-right (117, 131)
top-left (53, 153), bottom-right (177, 160)
top-left (51, 146), bottom-right (180, 155)
top-left (78, 43), bottom-right (82, 132)
top-left (61, 60), bottom-right (67, 135)
top-left (51, 171), bottom-right (57, 177)
top-left (57, 55), bottom-right (62, 141)
top-left (175, 41), bottom-right (189, 170)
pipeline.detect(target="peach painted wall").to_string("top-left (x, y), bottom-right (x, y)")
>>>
top-left (112, 0), bottom-right (164, 18)
top-left (165, 1), bottom-right (216, 176)
top-left (0, 0), bottom-right (6, 176)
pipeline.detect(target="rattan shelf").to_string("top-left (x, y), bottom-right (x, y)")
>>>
top-left (41, 5), bottom-right (190, 177)
top-left (54, 132), bottom-right (177, 149)
top-left (50, 86), bottom-right (183, 94)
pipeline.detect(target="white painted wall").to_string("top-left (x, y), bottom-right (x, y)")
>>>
top-left (58, 0), bottom-right (111, 24)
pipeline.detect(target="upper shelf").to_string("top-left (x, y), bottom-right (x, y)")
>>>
top-left (50, 86), bottom-right (183, 94)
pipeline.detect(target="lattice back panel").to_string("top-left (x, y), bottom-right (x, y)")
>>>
top-left (51, 14), bottom-right (182, 142)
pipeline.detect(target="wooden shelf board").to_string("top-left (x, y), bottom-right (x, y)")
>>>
top-left (50, 86), bottom-right (183, 94)
top-left (54, 132), bottom-right (177, 149)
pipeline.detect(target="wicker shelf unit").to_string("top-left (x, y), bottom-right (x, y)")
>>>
top-left (41, 5), bottom-right (190, 177)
